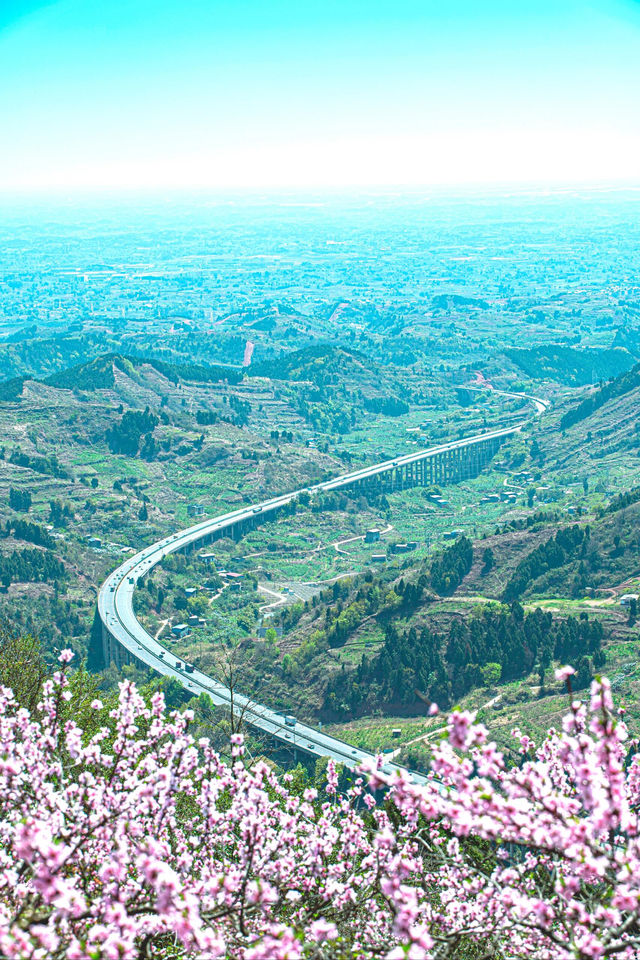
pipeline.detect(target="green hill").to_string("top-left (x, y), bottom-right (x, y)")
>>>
top-left (560, 361), bottom-right (640, 429)
top-left (504, 345), bottom-right (636, 386)
top-left (42, 354), bottom-right (242, 393)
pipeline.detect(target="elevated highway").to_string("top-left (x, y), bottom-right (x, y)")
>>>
top-left (98, 392), bottom-right (547, 782)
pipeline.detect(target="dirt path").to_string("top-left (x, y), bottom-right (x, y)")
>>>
top-left (386, 691), bottom-right (503, 760)
top-left (208, 583), bottom-right (228, 605)
top-left (333, 523), bottom-right (393, 556)
top-left (258, 584), bottom-right (288, 613)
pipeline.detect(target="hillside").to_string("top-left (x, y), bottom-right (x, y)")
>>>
top-left (253, 344), bottom-right (384, 389)
top-left (43, 354), bottom-right (242, 393)
top-left (503, 344), bottom-right (637, 386)
top-left (560, 360), bottom-right (640, 429)
top-left (509, 363), bottom-right (640, 497)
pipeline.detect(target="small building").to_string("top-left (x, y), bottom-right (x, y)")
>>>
top-left (365, 529), bottom-right (381, 543)
top-left (171, 623), bottom-right (191, 639)
top-left (187, 504), bottom-right (205, 518)
top-left (87, 536), bottom-right (102, 548)
top-left (391, 543), bottom-right (411, 555)
top-left (199, 552), bottom-right (217, 565)
top-left (443, 530), bottom-right (463, 540)
top-left (620, 594), bottom-right (639, 608)
top-left (371, 554), bottom-right (386, 563)
top-left (187, 615), bottom-right (200, 627)
top-left (185, 587), bottom-right (198, 598)
top-left (392, 728), bottom-right (402, 739)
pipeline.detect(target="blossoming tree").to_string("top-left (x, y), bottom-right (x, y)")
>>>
top-left (1, 654), bottom-right (639, 959)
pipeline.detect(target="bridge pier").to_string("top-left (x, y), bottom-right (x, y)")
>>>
top-left (344, 436), bottom-right (507, 499)
top-left (102, 622), bottom-right (132, 670)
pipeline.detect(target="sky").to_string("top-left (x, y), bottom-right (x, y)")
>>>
top-left (1, 0), bottom-right (640, 192)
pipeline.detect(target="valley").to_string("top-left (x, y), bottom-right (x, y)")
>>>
top-left (1, 192), bottom-right (640, 776)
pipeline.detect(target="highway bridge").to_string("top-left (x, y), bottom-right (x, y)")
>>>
top-left (97, 390), bottom-right (547, 782)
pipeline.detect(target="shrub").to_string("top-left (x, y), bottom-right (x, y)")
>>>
top-left (1, 654), bottom-right (639, 959)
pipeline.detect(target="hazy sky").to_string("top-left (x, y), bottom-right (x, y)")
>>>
top-left (1, 0), bottom-right (640, 192)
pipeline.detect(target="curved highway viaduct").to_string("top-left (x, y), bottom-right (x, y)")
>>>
top-left (97, 392), bottom-right (547, 781)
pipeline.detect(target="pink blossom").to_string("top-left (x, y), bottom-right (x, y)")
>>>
top-left (555, 664), bottom-right (576, 682)
top-left (0, 666), bottom-right (639, 958)
top-left (308, 918), bottom-right (338, 942)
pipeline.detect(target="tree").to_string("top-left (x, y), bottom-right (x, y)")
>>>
top-left (107, 407), bottom-right (159, 456)
top-left (2, 656), bottom-right (640, 958)
top-left (0, 629), bottom-right (48, 712)
top-left (205, 644), bottom-right (265, 745)
top-left (481, 662), bottom-right (501, 685)
top-left (49, 499), bottom-right (72, 527)
top-left (187, 593), bottom-right (209, 617)
top-left (138, 503), bottom-right (148, 521)
top-left (430, 537), bottom-right (473, 596)
top-left (481, 547), bottom-right (494, 574)
top-left (9, 487), bottom-right (31, 512)
top-left (160, 675), bottom-right (189, 709)
top-left (575, 654), bottom-right (593, 690)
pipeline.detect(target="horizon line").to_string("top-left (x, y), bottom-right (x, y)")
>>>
top-left (2, 179), bottom-right (640, 203)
